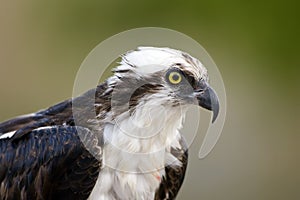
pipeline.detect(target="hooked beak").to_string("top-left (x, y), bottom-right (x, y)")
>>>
top-left (195, 84), bottom-right (219, 123)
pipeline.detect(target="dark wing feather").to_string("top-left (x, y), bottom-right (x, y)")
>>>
top-left (154, 135), bottom-right (188, 200)
top-left (0, 82), bottom-right (110, 141)
top-left (0, 113), bottom-right (44, 135)
top-left (0, 126), bottom-right (101, 200)
top-left (0, 98), bottom-right (74, 141)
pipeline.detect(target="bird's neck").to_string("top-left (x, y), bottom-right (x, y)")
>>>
top-left (104, 98), bottom-right (187, 153)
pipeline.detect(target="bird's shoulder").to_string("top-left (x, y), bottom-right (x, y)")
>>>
top-left (0, 81), bottom-right (111, 140)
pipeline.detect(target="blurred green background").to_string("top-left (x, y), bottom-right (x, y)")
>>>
top-left (0, 0), bottom-right (299, 199)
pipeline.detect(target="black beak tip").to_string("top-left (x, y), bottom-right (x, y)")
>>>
top-left (211, 98), bottom-right (219, 123)
top-left (197, 86), bottom-right (220, 123)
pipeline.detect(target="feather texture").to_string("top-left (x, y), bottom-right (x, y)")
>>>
top-left (0, 46), bottom-right (215, 200)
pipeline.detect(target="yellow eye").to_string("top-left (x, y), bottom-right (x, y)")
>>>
top-left (168, 71), bottom-right (182, 84)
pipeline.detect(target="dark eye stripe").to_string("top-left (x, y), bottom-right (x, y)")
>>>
top-left (180, 70), bottom-right (197, 88)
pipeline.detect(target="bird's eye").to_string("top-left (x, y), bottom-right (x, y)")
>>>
top-left (167, 71), bottom-right (182, 85)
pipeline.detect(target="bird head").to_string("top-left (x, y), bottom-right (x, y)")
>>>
top-left (106, 47), bottom-right (219, 123)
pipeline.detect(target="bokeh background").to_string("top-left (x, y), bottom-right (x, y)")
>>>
top-left (0, 1), bottom-right (299, 199)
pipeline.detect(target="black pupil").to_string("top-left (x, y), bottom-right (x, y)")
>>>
top-left (172, 74), bottom-right (180, 81)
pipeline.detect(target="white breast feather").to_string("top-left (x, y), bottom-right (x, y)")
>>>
top-left (89, 95), bottom-right (186, 200)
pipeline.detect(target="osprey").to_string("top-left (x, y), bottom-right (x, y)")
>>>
top-left (0, 47), bottom-right (219, 200)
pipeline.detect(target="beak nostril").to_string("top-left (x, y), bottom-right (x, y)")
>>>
top-left (194, 88), bottom-right (204, 93)
top-left (194, 88), bottom-right (206, 95)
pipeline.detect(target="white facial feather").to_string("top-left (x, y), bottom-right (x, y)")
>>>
top-left (116, 46), bottom-right (208, 80)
